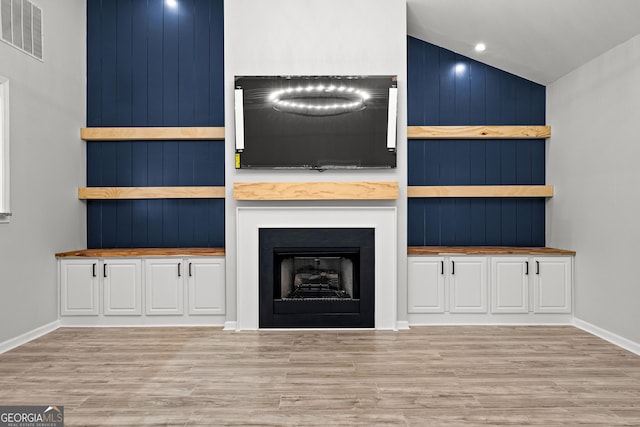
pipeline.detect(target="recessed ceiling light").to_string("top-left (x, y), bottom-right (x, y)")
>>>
top-left (475, 43), bottom-right (486, 52)
top-left (166, 0), bottom-right (178, 8)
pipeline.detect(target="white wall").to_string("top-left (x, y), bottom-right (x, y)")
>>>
top-left (547, 33), bottom-right (640, 344)
top-left (0, 0), bottom-right (86, 343)
top-left (223, 0), bottom-right (408, 324)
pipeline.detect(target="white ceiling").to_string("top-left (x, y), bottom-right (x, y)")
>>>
top-left (406, 0), bottom-right (640, 85)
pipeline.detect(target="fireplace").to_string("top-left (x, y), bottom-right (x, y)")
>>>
top-left (259, 228), bottom-right (374, 328)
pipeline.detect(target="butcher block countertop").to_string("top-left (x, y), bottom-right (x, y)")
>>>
top-left (408, 246), bottom-right (575, 256)
top-left (55, 248), bottom-right (225, 258)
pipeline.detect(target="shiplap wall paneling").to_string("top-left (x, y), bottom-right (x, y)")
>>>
top-left (86, 140), bottom-right (224, 248)
top-left (87, 0), bottom-right (224, 127)
top-left (407, 198), bottom-right (545, 247)
top-left (407, 37), bottom-right (545, 126)
top-left (86, 0), bottom-right (225, 249)
top-left (408, 140), bottom-right (545, 186)
top-left (407, 37), bottom-right (547, 247)
top-left (86, 141), bottom-right (225, 187)
top-left (87, 199), bottom-right (225, 249)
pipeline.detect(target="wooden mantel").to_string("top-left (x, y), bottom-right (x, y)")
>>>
top-left (233, 181), bottom-right (399, 201)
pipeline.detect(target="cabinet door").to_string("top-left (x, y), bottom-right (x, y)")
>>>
top-left (103, 259), bottom-right (142, 316)
top-left (187, 258), bottom-right (225, 315)
top-left (60, 259), bottom-right (100, 316)
top-left (145, 258), bottom-right (184, 315)
top-left (533, 257), bottom-right (572, 313)
top-left (449, 257), bottom-right (487, 313)
top-left (491, 257), bottom-right (529, 313)
top-left (408, 256), bottom-right (445, 313)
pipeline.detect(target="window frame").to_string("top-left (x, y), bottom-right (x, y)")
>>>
top-left (0, 75), bottom-right (10, 223)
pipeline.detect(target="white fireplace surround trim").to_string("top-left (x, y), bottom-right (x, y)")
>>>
top-left (236, 206), bottom-right (397, 330)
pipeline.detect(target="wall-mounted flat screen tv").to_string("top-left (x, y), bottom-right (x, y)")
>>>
top-left (234, 75), bottom-right (398, 170)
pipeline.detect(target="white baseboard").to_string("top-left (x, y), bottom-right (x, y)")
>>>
top-left (573, 317), bottom-right (640, 356)
top-left (223, 321), bottom-right (238, 331)
top-left (395, 320), bottom-right (410, 330)
top-left (0, 320), bottom-right (60, 354)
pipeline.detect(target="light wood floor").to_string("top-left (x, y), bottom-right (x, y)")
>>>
top-left (1, 326), bottom-right (640, 426)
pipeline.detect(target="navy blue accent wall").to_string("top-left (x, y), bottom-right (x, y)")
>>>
top-left (86, 0), bottom-right (225, 248)
top-left (407, 36), bottom-right (546, 246)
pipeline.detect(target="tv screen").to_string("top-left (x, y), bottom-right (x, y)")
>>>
top-left (234, 75), bottom-right (397, 170)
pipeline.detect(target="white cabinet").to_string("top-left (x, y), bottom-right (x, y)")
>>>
top-left (59, 255), bottom-right (226, 323)
top-left (533, 257), bottom-right (572, 313)
top-left (145, 257), bottom-right (226, 316)
top-left (449, 257), bottom-right (488, 313)
top-left (407, 256), bottom-right (445, 313)
top-left (491, 257), bottom-right (529, 313)
top-left (60, 258), bottom-right (143, 316)
top-left (60, 259), bottom-right (100, 316)
top-left (408, 254), bottom-right (572, 321)
top-left (407, 256), bottom-right (487, 314)
top-left (187, 258), bottom-right (226, 315)
top-left (103, 259), bottom-right (142, 316)
top-left (491, 256), bottom-right (572, 314)
top-left (145, 258), bottom-right (184, 315)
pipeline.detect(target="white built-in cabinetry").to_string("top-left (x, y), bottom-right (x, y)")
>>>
top-left (58, 256), bottom-right (225, 325)
top-left (408, 254), bottom-right (572, 323)
top-left (103, 259), bottom-right (142, 316)
top-left (60, 259), bottom-right (100, 316)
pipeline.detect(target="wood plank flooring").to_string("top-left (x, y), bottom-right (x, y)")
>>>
top-left (1, 326), bottom-right (639, 426)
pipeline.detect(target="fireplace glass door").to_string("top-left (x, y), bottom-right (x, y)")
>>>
top-left (259, 228), bottom-right (374, 328)
top-left (278, 253), bottom-right (357, 301)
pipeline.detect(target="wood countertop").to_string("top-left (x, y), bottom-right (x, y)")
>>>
top-left (55, 248), bottom-right (225, 258)
top-left (56, 247), bottom-right (574, 258)
top-left (408, 246), bottom-right (575, 255)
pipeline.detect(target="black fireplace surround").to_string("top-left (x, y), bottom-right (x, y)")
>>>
top-left (259, 228), bottom-right (375, 328)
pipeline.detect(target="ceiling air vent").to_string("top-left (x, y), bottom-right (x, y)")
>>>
top-left (0, 0), bottom-right (43, 61)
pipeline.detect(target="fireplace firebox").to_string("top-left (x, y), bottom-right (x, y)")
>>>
top-left (259, 228), bottom-right (374, 328)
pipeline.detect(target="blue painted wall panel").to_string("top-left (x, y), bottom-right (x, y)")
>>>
top-left (131, 0), bottom-right (148, 125)
top-left (86, 1), bottom-right (101, 127)
top-left (468, 199), bottom-right (487, 245)
top-left (407, 37), bottom-right (546, 246)
top-left (453, 55), bottom-right (470, 125)
top-left (469, 142), bottom-right (485, 185)
top-left (116, 200), bottom-right (133, 248)
top-left (131, 200), bottom-right (149, 247)
top-left (99, 3), bottom-right (117, 126)
top-left (86, 0), bottom-right (225, 248)
top-left (87, 199), bottom-right (225, 249)
top-left (146, 0), bottom-right (164, 126)
top-left (116, 0), bottom-right (133, 126)
top-left (469, 62), bottom-right (486, 124)
top-left (408, 198), bottom-right (545, 246)
top-left (407, 37), bottom-right (424, 126)
top-left (178, 0), bottom-right (195, 127)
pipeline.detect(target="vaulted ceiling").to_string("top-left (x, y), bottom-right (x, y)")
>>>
top-left (407, 0), bottom-right (640, 85)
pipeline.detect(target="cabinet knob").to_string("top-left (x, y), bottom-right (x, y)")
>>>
top-left (525, 261), bottom-right (529, 275)
top-left (103, 263), bottom-right (107, 278)
top-left (178, 263), bottom-right (182, 277)
top-left (536, 261), bottom-right (540, 275)
top-left (189, 263), bottom-right (193, 277)
top-left (92, 263), bottom-right (97, 277)
top-left (451, 260), bottom-right (455, 275)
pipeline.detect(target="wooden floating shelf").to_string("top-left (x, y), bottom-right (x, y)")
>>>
top-left (55, 248), bottom-right (225, 258)
top-left (407, 185), bottom-right (553, 198)
top-left (407, 125), bottom-right (551, 139)
top-left (80, 127), bottom-right (225, 141)
top-left (234, 181), bottom-right (399, 201)
top-left (78, 186), bottom-right (226, 200)
top-left (408, 246), bottom-right (575, 256)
